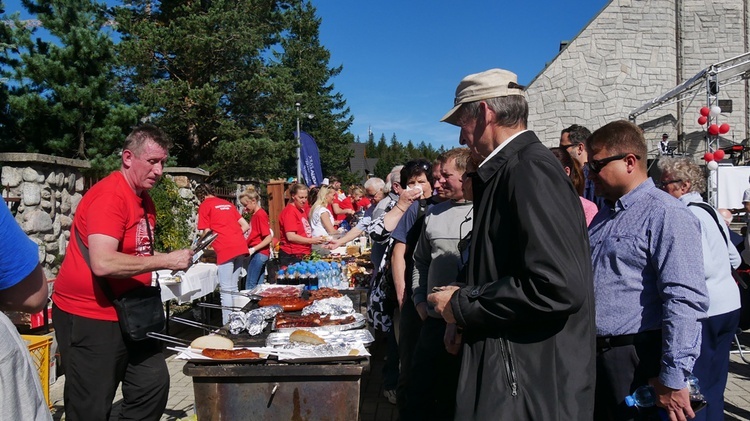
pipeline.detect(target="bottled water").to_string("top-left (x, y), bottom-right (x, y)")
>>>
top-left (624, 375), bottom-right (706, 420)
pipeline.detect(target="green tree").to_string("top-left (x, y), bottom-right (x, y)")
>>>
top-left (273, 0), bottom-right (354, 182)
top-left (114, 0), bottom-right (289, 167)
top-left (4, 0), bottom-right (143, 161)
top-left (150, 176), bottom-right (192, 251)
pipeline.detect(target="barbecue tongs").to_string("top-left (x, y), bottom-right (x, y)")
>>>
top-left (171, 230), bottom-right (218, 275)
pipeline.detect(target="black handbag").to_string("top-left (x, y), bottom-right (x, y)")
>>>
top-left (109, 283), bottom-right (165, 341)
top-left (75, 204), bottom-right (165, 341)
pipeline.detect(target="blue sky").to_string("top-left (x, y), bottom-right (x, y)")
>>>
top-left (315, 0), bottom-right (609, 149)
top-left (4, 0), bottom-right (609, 150)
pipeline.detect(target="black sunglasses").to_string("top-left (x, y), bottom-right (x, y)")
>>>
top-left (560, 143), bottom-right (579, 149)
top-left (588, 153), bottom-right (641, 174)
top-left (659, 179), bottom-right (682, 189)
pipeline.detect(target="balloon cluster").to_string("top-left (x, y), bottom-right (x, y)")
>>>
top-left (698, 105), bottom-right (730, 171)
top-left (698, 106), bottom-right (730, 135)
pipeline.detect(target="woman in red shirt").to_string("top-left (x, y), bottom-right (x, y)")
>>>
top-left (196, 184), bottom-right (249, 324)
top-left (278, 183), bottom-right (326, 264)
top-left (239, 186), bottom-right (273, 289)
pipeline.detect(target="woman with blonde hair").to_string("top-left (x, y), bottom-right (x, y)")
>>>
top-left (239, 185), bottom-right (273, 289)
top-left (309, 185), bottom-right (338, 237)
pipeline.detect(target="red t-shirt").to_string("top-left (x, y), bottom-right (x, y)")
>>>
top-left (246, 208), bottom-right (271, 257)
top-left (198, 196), bottom-right (248, 264)
top-left (53, 171), bottom-right (156, 321)
top-left (334, 196), bottom-right (354, 222)
top-left (278, 203), bottom-right (312, 256)
top-left (354, 197), bottom-right (370, 212)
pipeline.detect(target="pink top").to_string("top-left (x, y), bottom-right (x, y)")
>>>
top-left (580, 197), bottom-right (598, 227)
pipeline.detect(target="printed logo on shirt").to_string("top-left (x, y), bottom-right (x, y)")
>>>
top-left (215, 204), bottom-right (233, 211)
top-left (135, 217), bottom-right (152, 256)
top-left (302, 216), bottom-right (312, 237)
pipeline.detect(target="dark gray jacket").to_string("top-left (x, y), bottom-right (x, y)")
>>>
top-left (451, 131), bottom-right (596, 420)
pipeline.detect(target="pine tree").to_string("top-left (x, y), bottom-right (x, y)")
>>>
top-left (5, 0), bottom-right (143, 164)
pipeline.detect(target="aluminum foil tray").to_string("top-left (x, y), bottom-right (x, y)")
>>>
top-left (265, 328), bottom-right (375, 347)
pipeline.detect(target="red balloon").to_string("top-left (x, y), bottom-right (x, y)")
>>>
top-left (714, 149), bottom-right (726, 160)
top-left (700, 106), bottom-right (711, 117)
top-left (719, 123), bottom-right (730, 134)
top-left (708, 124), bottom-right (720, 135)
top-left (704, 152), bottom-right (714, 162)
top-left (698, 116), bottom-right (708, 125)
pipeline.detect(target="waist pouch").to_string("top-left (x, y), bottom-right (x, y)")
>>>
top-left (112, 286), bottom-right (165, 341)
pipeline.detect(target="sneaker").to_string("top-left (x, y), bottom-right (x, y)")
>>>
top-left (383, 389), bottom-right (397, 405)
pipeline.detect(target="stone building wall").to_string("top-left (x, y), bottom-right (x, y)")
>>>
top-left (527, 0), bottom-right (749, 154)
top-left (0, 154), bottom-right (209, 278)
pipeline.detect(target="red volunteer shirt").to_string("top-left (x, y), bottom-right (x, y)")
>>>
top-left (197, 196), bottom-right (248, 264)
top-left (53, 171), bottom-right (156, 321)
top-left (246, 208), bottom-right (271, 257)
top-left (278, 203), bottom-right (312, 256)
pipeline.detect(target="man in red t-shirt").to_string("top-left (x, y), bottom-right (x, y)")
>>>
top-left (196, 184), bottom-right (250, 324)
top-left (52, 125), bottom-right (193, 421)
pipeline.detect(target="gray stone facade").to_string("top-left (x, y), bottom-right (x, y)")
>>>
top-left (1, 153), bottom-right (209, 278)
top-left (527, 0), bottom-right (749, 156)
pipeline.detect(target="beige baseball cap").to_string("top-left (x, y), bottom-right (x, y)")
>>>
top-left (440, 68), bottom-right (525, 126)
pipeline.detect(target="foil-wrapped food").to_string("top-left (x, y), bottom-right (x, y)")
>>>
top-left (301, 296), bottom-right (354, 317)
top-left (227, 305), bottom-right (283, 335)
top-left (279, 341), bottom-right (354, 357)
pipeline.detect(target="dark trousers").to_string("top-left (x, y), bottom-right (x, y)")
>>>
top-left (396, 295), bottom-right (423, 418)
top-left (692, 309), bottom-right (740, 421)
top-left (594, 335), bottom-right (661, 421)
top-left (53, 305), bottom-right (169, 421)
top-left (403, 317), bottom-right (460, 421)
top-left (383, 327), bottom-right (399, 390)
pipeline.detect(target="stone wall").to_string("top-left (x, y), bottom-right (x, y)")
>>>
top-left (1, 154), bottom-right (209, 278)
top-left (527, 0), bottom-right (749, 153)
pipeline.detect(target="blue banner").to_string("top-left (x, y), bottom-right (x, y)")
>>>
top-left (296, 130), bottom-right (323, 187)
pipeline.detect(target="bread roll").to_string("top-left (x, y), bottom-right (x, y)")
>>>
top-left (190, 335), bottom-right (234, 350)
top-left (289, 329), bottom-right (326, 345)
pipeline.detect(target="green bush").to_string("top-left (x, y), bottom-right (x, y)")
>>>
top-left (150, 177), bottom-right (193, 252)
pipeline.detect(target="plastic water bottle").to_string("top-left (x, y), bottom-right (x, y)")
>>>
top-left (624, 376), bottom-right (705, 420)
top-left (625, 385), bottom-right (657, 408)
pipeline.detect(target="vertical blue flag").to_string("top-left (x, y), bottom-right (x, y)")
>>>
top-left (296, 130), bottom-right (323, 187)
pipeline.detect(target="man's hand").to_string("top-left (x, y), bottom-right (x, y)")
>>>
top-left (444, 323), bottom-right (462, 355)
top-left (427, 286), bottom-right (459, 324)
top-left (651, 378), bottom-right (695, 421)
top-left (166, 249), bottom-right (194, 271)
top-left (416, 302), bottom-right (429, 321)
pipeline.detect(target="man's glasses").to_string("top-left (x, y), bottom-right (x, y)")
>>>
top-left (560, 143), bottom-right (579, 149)
top-left (659, 179), bottom-right (682, 189)
top-left (588, 153), bottom-right (641, 174)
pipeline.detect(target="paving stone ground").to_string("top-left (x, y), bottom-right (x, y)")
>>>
top-left (45, 319), bottom-right (750, 421)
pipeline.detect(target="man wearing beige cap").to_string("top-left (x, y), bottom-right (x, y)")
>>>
top-left (427, 68), bottom-right (595, 420)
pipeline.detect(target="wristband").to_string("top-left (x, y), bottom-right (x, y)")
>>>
top-left (396, 204), bottom-right (406, 212)
top-left (249, 247), bottom-right (255, 255)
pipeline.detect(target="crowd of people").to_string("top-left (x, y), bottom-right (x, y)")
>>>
top-left (1, 66), bottom-right (748, 421)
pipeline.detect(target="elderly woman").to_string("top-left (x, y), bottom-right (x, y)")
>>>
top-left (658, 157), bottom-right (741, 421)
top-left (239, 186), bottom-right (273, 290)
top-left (308, 185), bottom-right (339, 237)
top-left (278, 183), bottom-right (326, 264)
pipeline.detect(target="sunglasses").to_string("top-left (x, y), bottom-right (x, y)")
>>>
top-left (659, 179), bottom-right (682, 189)
top-left (405, 161), bottom-right (431, 172)
top-left (588, 153), bottom-right (640, 174)
top-left (560, 143), bottom-right (579, 149)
